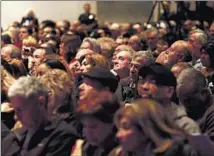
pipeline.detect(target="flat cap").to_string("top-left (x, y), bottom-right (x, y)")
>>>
top-left (82, 67), bottom-right (119, 92)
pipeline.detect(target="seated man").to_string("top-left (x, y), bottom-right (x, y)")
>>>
top-left (2, 76), bottom-right (79, 156)
top-left (137, 63), bottom-right (200, 134)
top-left (177, 68), bottom-right (214, 141)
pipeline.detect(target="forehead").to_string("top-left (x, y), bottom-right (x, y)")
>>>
top-left (33, 49), bottom-right (45, 56)
top-left (20, 27), bottom-right (27, 32)
top-left (81, 116), bottom-right (101, 125)
top-left (116, 51), bottom-right (130, 58)
top-left (131, 58), bottom-right (145, 65)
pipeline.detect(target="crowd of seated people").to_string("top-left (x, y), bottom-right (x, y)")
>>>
top-left (1, 2), bottom-right (214, 156)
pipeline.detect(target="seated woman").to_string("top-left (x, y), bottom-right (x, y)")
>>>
top-left (110, 99), bottom-right (200, 156)
top-left (39, 69), bottom-right (73, 119)
top-left (71, 91), bottom-right (120, 156)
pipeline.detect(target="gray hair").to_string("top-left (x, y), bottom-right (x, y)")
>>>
top-left (82, 37), bottom-right (102, 54)
top-left (133, 51), bottom-right (155, 66)
top-left (177, 68), bottom-right (207, 93)
top-left (2, 44), bottom-right (21, 59)
top-left (8, 76), bottom-right (48, 100)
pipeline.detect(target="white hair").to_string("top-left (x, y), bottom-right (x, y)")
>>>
top-left (8, 76), bottom-right (48, 99)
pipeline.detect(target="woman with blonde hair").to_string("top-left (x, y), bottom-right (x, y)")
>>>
top-left (80, 53), bottom-right (110, 73)
top-left (39, 69), bottom-right (74, 120)
top-left (110, 99), bottom-right (199, 156)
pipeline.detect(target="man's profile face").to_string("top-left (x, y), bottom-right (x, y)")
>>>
top-left (164, 42), bottom-right (182, 68)
top-left (129, 59), bottom-right (145, 82)
top-left (32, 49), bottom-right (46, 69)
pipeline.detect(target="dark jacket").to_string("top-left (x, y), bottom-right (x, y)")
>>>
top-left (198, 103), bottom-right (214, 141)
top-left (109, 138), bottom-right (200, 156)
top-left (72, 134), bottom-right (118, 156)
top-left (2, 119), bottom-right (79, 156)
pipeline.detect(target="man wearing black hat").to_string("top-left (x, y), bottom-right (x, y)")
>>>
top-left (137, 63), bottom-right (200, 134)
top-left (79, 67), bottom-right (119, 101)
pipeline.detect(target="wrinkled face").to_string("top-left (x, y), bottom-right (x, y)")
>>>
top-left (137, 75), bottom-right (167, 100)
top-left (79, 77), bottom-right (99, 100)
top-left (81, 117), bottom-right (113, 146)
top-left (200, 50), bottom-right (211, 67)
top-left (164, 43), bottom-right (182, 68)
top-left (11, 96), bottom-right (43, 130)
top-left (36, 63), bottom-right (49, 77)
top-left (19, 27), bottom-right (29, 41)
top-left (116, 117), bottom-right (145, 152)
top-left (130, 59), bottom-right (145, 82)
top-left (113, 51), bottom-right (131, 74)
top-left (80, 58), bottom-right (93, 73)
top-left (32, 49), bottom-right (46, 70)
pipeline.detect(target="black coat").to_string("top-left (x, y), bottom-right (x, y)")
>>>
top-left (1, 119), bottom-right (79, 156)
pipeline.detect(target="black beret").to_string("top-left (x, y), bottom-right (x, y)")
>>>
top-left (139, 63), bottom-right (177, 87)
top-left (82, 67), bottom-right (119, 93)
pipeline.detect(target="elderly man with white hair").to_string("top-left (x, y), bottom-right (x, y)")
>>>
top-left (2, 76), bottom-right (79, 156)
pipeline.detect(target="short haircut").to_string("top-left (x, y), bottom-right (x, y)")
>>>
top-left (8, 76), bottom-right (48, 101)
top-left (132, 51), bottom-right (154, 66)
top-left (177, 68), bottom-right (207, 93)
top-left (188, 29), bottom-right (207, 45)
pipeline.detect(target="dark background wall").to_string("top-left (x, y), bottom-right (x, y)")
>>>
top-left (97, 1), bottom-right (153, 24)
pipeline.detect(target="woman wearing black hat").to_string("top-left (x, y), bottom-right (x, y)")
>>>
top-left (71, 90), bottom-right (120, 156)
